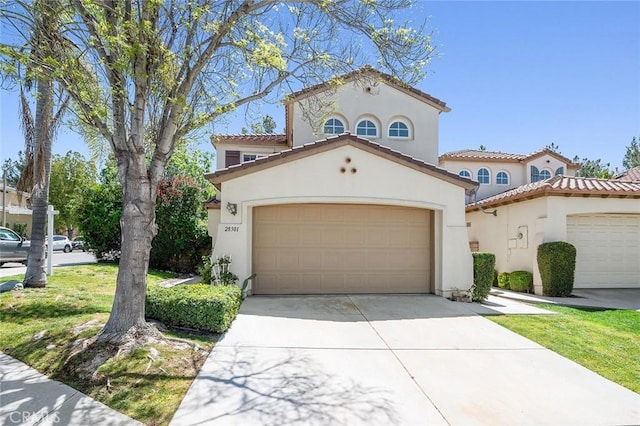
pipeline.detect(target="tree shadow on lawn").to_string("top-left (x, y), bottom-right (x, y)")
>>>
top-left (0, 302), bottom-right (108, 324)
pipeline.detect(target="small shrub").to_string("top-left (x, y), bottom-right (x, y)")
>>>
top-left (146, 284), bottom-right (241, 333)
top-left (537, 241), bottom-right (577, 297)
top-left (497, 272), bottom-right (510, 289)
top-left (197, 255), bottom-right (213, 284)
top-left (492, 269), bottom-right (499, 287)
top-left (509, 270), bottom-right (533, 293)
top-left (471, 252), bottom-right (496, 302)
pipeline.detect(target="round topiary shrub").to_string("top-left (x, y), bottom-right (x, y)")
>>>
top-left (509, 270), bottom-right (533, 293)
top-left (471, 252), bottom-right (496, 302)
top-left (497, 272), bottom-right (510, 289)
top-left (537, 241), bottom-right (576, 297)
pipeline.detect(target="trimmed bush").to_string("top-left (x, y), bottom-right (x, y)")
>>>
top-left (537, 241), bottom-right (577, 297)
top-left (497, 272), bottom-right (510, 289)
top-left (509, 270), bottom-right (533, 293)
top-left (471, 252), bottom-right (496, 302)
top-left (146, 284), bottom-right (241, 333)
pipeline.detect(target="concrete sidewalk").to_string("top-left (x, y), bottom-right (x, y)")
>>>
top-left (490, 287), bottom-right (640, 311)
top-left (170, 295), bottom-right (640, 426)
top-left (0, 353), bottom-right (141, 426)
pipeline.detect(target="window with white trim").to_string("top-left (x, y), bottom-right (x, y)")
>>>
top-left (477, 168), bottom-right (490, 184)
top-left (324, 118), bottom-right (345, 134)
top-left (242, 153), bottom-right (267, 163)
top-left (388, 121), bottom-right (409, 138)
top-left (539, 169), bottom-right (551, 180)
top-left (356, 119), bottom-right (378, 137)
top-left (459, 170), bottom-right (471, 179)
top-left (496, 171), bottom-right (509, 185)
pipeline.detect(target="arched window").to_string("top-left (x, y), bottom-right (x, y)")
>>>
top-left (555, 167), bottom-right (564, 176)
top-left (539, 169), bottom-right (551, 180)
top-left (477, 168), bottom-right (490, 184)
top-left (496, 171), bottom-right (509, 185)
top-left (388, 121), bottom-right (409, 138)
top-left (459, 170), bottom-right (471, 179)
top-left (356, 120), bottom-right (378, 137)
top-left (324, 118), bottom-right (345, 134)
top-left (531, 166), bottom-right (540, 182)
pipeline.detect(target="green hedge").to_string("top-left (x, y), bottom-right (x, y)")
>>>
top-left (537, 241), bottom-right (576, 297)
top-left (497, 272), bottom-right (510, 289)
top-left (509, 271), bottom-right (533, 293)
top-left (146, 284), bottom-right (241, 333)
top-left (471, 252), bottom-right (496, 302)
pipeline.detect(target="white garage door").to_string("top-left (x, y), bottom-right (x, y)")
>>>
top-left (253, 204), bottom-right (433, 294)
top-left (567, 214), bottom-right (640, 288)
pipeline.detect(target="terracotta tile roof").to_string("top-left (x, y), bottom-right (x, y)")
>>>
top-left (211, 134), bottom-right (288, 146)
top-left (440, 148), bottom-right (579, 168)
top-left (205, 198), bottom-right (221, 210)
top-left (206, 133), bottom-right (477, 190)
top-left (285, 65), bottom-right (450, 113)
top-left (614, 166), bottom-right (640, 182)
top-left (466, 175), bottom-right (640, 211)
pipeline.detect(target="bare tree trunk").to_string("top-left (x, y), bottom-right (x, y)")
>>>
top-left (23, 77), bottom-right (54, 288)
top-left (98, 153), bottom-right (159, 341)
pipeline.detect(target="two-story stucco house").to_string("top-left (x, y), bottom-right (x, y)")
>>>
top-left (206, 66), bottom-right (477, 297)
top-left (441, 151), bottom-right (640, 293)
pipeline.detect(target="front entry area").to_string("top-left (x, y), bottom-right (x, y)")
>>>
top-left (252, 203), bottom-right (433, 294)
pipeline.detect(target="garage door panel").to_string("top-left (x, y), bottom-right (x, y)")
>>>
top-left (567, 214), bottom-right (640, 289)
top-left (253, 204), bottom-right (432, 294)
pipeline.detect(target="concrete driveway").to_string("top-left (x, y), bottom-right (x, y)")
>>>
top-left (171, 295), bottom-right (640, 426)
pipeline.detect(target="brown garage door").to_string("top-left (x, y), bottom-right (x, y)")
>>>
top-left (252, 204), bottom-right (433, 294)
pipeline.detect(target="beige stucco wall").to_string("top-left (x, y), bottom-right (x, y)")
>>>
top-left (291, 81), bottom-right (442, 164)
top-left (210, 144), bottom-right (473, 297)
top-left (467, 196), bottom-right (640, 294)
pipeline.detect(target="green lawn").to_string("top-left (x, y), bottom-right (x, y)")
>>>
top-left (0, 264), bottom-right (216, 426)
top-left (488, 303), bottom-right (640, 394)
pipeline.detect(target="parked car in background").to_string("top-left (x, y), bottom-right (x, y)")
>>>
top-left (47, 235), bottom-right (72, 253)
top-left (0, 226), bottom-right (30, 266)
top-left (72, 236), bottom-right (85, 252)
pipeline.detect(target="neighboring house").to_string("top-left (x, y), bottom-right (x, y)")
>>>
top-left (207, 66), bottom-right (476, 297)
top-left (0, 186), bottom-right (32, 235)
top-left (614, 165), bottom-right (640, 182)
top-left (438, 149), bottom-right (580, 201)
top-left (465, 176), bottom-right (640, 293)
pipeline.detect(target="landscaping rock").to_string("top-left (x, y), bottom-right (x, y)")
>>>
top-left (0, 280), bottom-right (21, 293)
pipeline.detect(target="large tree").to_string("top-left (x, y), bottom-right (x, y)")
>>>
top-left (573, 156), bottom-right (613, 179)
top-left (2, 0), bottom-right (434, 344)
top-left (623, 136), bottom-right (640, 169)
top-left (5, 1), bottom-right (69, 288)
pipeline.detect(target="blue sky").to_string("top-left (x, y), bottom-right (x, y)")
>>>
top-left (1, 1), bottom-right (639, 171)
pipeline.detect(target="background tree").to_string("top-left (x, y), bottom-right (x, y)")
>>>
top-left (623, 136), bottom-right (640, 169)
top-left (49, 151), bottom-right (97, 236)
top-left (545, 142), bottom-right (561, 153)
top-left (2, 0), bottom-right (435, 344)
top-left (250, 115), bottom-right (278, 134)
top-left (573, 156), bottom-right (613, 178)
top-left (1, 152), bottom-right (26, 187)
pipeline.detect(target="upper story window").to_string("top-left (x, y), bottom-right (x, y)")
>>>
top-left (242, 153), bottom-right (267, 163)
top-left (388, 121), bottom-right (409, 138)
top-left (324, 118), bottom-right (345, 134)
top-left (496, 171), bottom-right (509, 185)
top-left (477, 168), bottom-right (490, 185)
top-left (555, 167), bottom-right (564, 176)
top-left (539, 169), bottom-right (551, 180)
top-left (531, 166), bottom-right (540, 182)
top-left (459, 170), bottom-right (472, 179)
top-left (356, 120), bottom-right (378, 137)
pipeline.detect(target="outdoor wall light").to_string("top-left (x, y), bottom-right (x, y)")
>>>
top-left (226, 202), bottom-right (238, 216)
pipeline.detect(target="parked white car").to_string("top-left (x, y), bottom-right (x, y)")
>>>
top-left (47, 235), bottom-right (72, 253)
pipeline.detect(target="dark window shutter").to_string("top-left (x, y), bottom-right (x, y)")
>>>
top-left (225, 150), bottom-right (240, 167)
